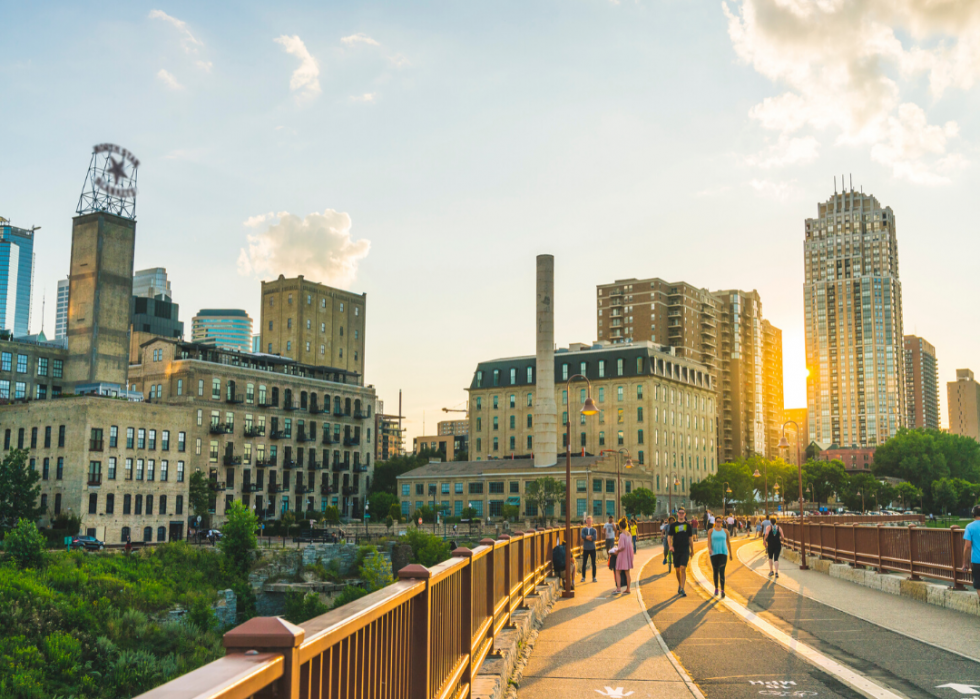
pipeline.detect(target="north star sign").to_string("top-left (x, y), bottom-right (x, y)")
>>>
top-left (92, 143), bottom-right (139, 198)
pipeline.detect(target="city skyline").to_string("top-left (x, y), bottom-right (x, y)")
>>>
top-left (4, 2), bottom-right (980, 442)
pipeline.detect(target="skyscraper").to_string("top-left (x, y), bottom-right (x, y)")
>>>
top-left (133, 267), bottom-right (172, 301)
top-left (191, 309), bottom-right (253, 353)
top-left (804, 188), bottom-right (905, 447)
top-left (903, 335), bottom-right (939, 430)
top-left (948, 369), bottom-right (980, 442)
top-left (0, 218), bottom-right (35, 336)
top-left (54, 278), bottom-right (69, 340)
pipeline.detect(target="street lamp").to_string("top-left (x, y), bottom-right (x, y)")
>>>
top-left (773, 482), bottom-right (781, 512)
top-left (779, 419), bottom-right (808, 570)
top-left (752, 462), bottom-right (769, 517)
top-left (599, 448), bottom-right (633, 519)
top-left (564, 374), bottom-right (598, 599)
top-left (856, 490), bottom-right (865, 514)
top-left (722, 481), bottom-right (732, 516)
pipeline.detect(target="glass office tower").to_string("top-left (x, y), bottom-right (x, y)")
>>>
top-left (0, 220), bottom-right (35, 336)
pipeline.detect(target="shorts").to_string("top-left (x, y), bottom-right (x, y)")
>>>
top-left (973, 563), bottom-right (980, 590)
top-left (605, 538), bottom-right (615, 552)
top-left (673, 547), bottom-right (691, 568)
top-left (767, 545), bottom-right (782, 561)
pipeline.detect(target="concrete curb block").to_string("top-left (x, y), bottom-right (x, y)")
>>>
top-left (781, 547), bottom-right (980, 617)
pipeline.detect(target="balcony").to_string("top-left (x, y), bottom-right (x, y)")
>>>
top-left (321, 434), bottom-right (333, 445)
top-left (208, 480), bottom-right (226, 492)
top-left (258, 400), bottom-right (277, 409)
top-left (282, 459), bottom-right (296, 469)
top-left (243, 483), bottom-right (261, 493)
top-left (226, 393), bottom-right (244, 404)
top-left (309, 404), bottom-right (323, 415)
top-left (269, 430), bottom-right (285, 440)
top-left (354, 465), bottom-right (368, 473)
top-left (308, 459), bottom-right (320, 470)
top-left (87, 475), bottom-right (102, 486)
top-left (343, 438), bottom-right (360, 447)
top-left (297, 432), bottom-right (315, 443)
top-left (333, 462), bottom-right (350, 472)
top-left (245, 425), bottom-right (265, 438)
top-left (353, 411), bottom-right (365, 420)
top-left (296, 485), bottom-right (311, 494)
top-left (268, 484), bottom-right (283, 494)
top-left (320, 486), bottom-right (333, 496)
top-left (256, 456), bottom-right (276, 467)
top-left (210, 423), bottom-right (233, 435)
top-left (333, 408), bottom-right (345, 417)
top-left (89, 440), bottom-right (104, 452)
top-left (283, 401), bottom-right (297, 411)
top-left (223, 455), bottom-right (242, 466)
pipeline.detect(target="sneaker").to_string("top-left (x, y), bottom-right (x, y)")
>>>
top-left (581, 578), bottom-right (586, 583)
top-left (775, 573), bottom-right (779, 579)
top-left (721, 591), bottom-right (726, 598)
top-left (678, 586), bottom-right (683, 594)
top-left (768, 571), bottom-right (774, 577)
top-left (593, 577), bottom-right (597, 583)
top-left (662, 558), bottom-right (667, 565)
top-left (679, 589), bottom-right (687, 597)
top-left (714, 588), bottom-right (719, 596)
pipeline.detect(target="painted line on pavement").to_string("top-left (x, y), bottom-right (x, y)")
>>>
top-left (636, 553), bottom-right (706, 699)
top-left (735, 538), bottom-right (980, 665)
top-left (690, 547), bottom-right (904, 699)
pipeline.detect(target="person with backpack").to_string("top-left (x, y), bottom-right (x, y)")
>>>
top-left (552, 538), bottom-right (568, 582)
top-left (764, 515), bottom-right (783, 578)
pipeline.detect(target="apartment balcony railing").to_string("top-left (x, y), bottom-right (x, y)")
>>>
top-left (226, 393), bottom-right (244, 404)
top-left (223, 455), bottom-right (242, 467)
top-left (87, 475), bottom-right (102, 486)
top-left (333, 408), bottom-right (345, 417)
top-left (89, 440), bottom-right (104, 452)
top-left (244, 425), bottom-right (265, 438)
top-left (242, 483), bottom-right (261, 493)
top-left (283, 401), bottom-right (297, 411)
top-left (354, 465), bottom-right (368, 473)
top-left (297, 432), bottom-right (315, 443)
top-left (307, 459), bottom-right (320, 470)
top-left (210, 423), bottom-right (234, 435)
top-left (308, 404), bottom-right (323, 414)
top-left (343, 437), bottom-right (360, 447)
top-left (295, 485), bottom-right (311, 495)
top-left (282, 459), bottom-right (296, 469)
top-left (268, 484), bottom-right (283, 494)
top-left (269, 430), bottom-right (285, 440)
top-left (139, 526), bottom-right (611, 699)
top-left (320, 486), bottom-right (333, 496)
top-left (208, 481), bottom-right (226, 492)
top-left (256, 456), bottom-right (276, 467)
top-left (258, 400), bottom-right (277, 409)
top-left (321, 434), bottom-right (333, 445)
top-left (332, 462), bottom-right (350, 472)
top-left (353, 411), bottom-right (365, 420)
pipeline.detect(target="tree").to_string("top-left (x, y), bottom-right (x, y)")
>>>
top-left (322, 506), bottom-right (340, 524)
top-left (460, 507), bottom-right (478, 521)
top-left (384, 515), bottom-right (394, 531)
top-left (454, 448), bottom-right (469, 462)
top-left (932, 478), bottom-right (958, 514)
top-left (400, 528), bottom-right (451, 567)
top-left (873, 428), bottom-right (980, 508)
top-left (369, 492), bottom-right (398, 522)
top-left (387, 503), bottom-right (401, 521)
top-left (689, 460), bottom-right (755, 513)
top-left (621, 488), bottom-right (657, 517)
top-left (3, 518), bottom-right (46, 568)
top-left (501, 504), bottom-right (520, 522)
top-left (188, 471), bottom-right (211, 530)
top-left (280, 511), bottom-right (298, 546)
top-left (802, 459), bottom-right (847, 504)
top-left (0, 449), bottom-right (45, 532)
top-left (284, 590), bottom-right (330, 624)
top-left (219, 501), bottom-right (259, 577)
top-left (371, 454), bottom-right (429, 495)
top-left (894, 482), bottom-right (922, 510)
top-left (412, 505), bottom-right (435, 524)
top-left (360, 549), bottom-right (394, 592)
top-left (524, 477), bottom-right (565, 523)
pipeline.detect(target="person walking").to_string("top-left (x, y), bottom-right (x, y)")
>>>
top-left (661, 516), bottom-right (674, 565)
top-left (603, 516), bottom-right (617, 560)
top-left (581, 516), bottom-right (598, 583)
top-left (726, 514), bottom-right (735, 537)
top-left (552, 538), bottom-right (568, 582)
top-left (764, 515), bottom-right (783, 578)
top-left (668, 508), bottom-right (694, 597)
top-left (616, 517), bottom-right (635, 594)
top-left (629, 518), bottom-right (638, 553)
top-left (961, 505), bottom-right (980, 599)
top-left (709, 514), bottom-right (732, 597)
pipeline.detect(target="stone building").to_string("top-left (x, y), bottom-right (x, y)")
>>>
top-left (948, 368), bottom-right (980, 442)
top-left (0, 336), bottom-right (70, 401)
top-left (259, 275), bottom-right (366, 374)
top-left (466, 341), bottom-right (715, 510)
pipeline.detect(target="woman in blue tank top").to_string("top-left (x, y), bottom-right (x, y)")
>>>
top-left (709, 515), bottom-right (732, 597)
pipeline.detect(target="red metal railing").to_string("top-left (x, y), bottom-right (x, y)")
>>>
top-left (137, 525), bottom-right (584, 699)
top-left (780, 518), bottom-right (969, 591)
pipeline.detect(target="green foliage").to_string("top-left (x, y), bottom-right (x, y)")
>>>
top-left (399, 528), bottom-right (451, 567)
top-left (0, 450), bottom-right (45, 533)
top-left (283, 590), bottom-right (330, 624)
top-left (51, 512), bottom-right (82, 536)
top-left (460, 507), bottom-right (478, 521)
top-left (372, 453), bottom-right (430, 495)
top-left (413, 505), bottom-right (436, 524)
top-left (188, 471), bottom-right (211, 529)
top-left (360, 550), bottom-right (394, 592)
top-left (501, 504), bottom-right (520, 522)
top-left (369, 492), bottom-right (398, 521)
top-left (621, 488), bottom-right (657, 517)
top-left (385, 515), bottom-right (395, 530)
top-left (387, 503), bottom-right (401, 521)
top-left (280, 511), bottom-right (298, 540)
top-left (802, 459), bottom-right (848, 503)
top-left (306, 559), bottom-right (342, 583)
top-left (454, 448), bottom-right (469, 462)
top-left (187, 596), bottom-right (217, 633)
top-left (331, 585), bottom-right (369, 610)
top-left (931, 478), bottom-right (979, 514)
top-left (894, 482), bottom-right (923, 509)
top-left (322, 506), bottom-right (340, 524)
top-left (873, 428), bottom-right (980, 508)
top-left (218, 501), bottom-right (258, 577)
top-left (524, 477), bottom-right (565, 522)
top-left (4, 519), bottom-right (46, 569)
top-left (689, 460), bottom-right (755, 512)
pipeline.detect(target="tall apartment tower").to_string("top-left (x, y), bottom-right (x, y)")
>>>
top-left (260, 275), bottom-right (366, 374)
top-left (133, 267), bottom-right (172, 301)
top-left (65, 212), bottom-right (136, 386)
top-left (804, 188), bottom-right (905, 447)
top-left (948, 369), bottom-right (980, 441)
top-left (54, 278), bottom-right (69, 340)
top-left (0, 218), bottom-right (36, 336)
top-left (903, 335), bottom-right (939, 430)
top-left (597, 278), bottom-right (783, 462)
top-left (192, 309), bottom-right (252, 353)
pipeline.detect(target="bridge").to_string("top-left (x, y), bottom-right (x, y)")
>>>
top-left (139, 516), bottom-right (980, 698)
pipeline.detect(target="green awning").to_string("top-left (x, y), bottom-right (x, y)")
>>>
top-left (507, 497), bottom-right (521, 506)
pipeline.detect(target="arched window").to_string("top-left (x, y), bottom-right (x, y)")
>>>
top-left (157, 526), bottom-right (167, 542)
top-left (344, 398), bottom-right (351, 415)
top-left (121, 526), bottom-right (131, 542)
top-left (354, 399), bottom-right (361, 415)
top-left (284, 388), bottom-right (293, 407)
top-left (271, 387), bottom-right (279, 406)
top-left (143, 526), bottom-right (153, 542)
top-left (334, 397), bottom-right (341, 414)
top-left (300, 391), bottom-right (308, 409)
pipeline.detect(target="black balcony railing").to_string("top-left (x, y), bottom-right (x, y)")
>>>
top-left (333, 408), bottom-right (344, 417)
top-left (283, 401), bottom-right (296, 411)
top-left (354, 465), bottom-right (368, 473)
top-left (243, 483), bottom-right (261, 493)
top-left (309, 404), bottom-right (322, 414)
top-left (308, 459), bottom-right (319, 470)
top-left (320, 486), bottom-right (333, 496)
top-left (282, 459), bottom-right (296, 469)
top-left (258, 400), bottom-right (276, 408)
top-left (210, 423), bottom-right (233, 435)
top-left (333, 462), bottom-right (350, 472)
top-left (343, 438), bottom-right (360, 447)
top-left (269, 430), bottom-right (285, 440)
top-left (226, 393), bottom-right (244, 404)
top-left (268, 484), bottom-right (282, 494)
top-left (87, 475), bottom-right (102, 486)
top-left (245, 426), bottom-right (265, 438)
top-left (322, 434), bottom-right (332, 445)
top-left (296, 485), bottom-right (311, 494)
top-left (256, 456), bottom-right (276, 467)
top-left (208, 481), bottom-right (226, 492)
top-left (353, 411), bottom-right (365, 420)
top-left (297, 432), bottom-right (314, 443)
top-left (223, 455), bottom-right (242, 466)
top-left (89, 440), bottom-right (104, 451)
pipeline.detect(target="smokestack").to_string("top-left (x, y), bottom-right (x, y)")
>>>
top-left (534, 254), bottom-right (558, 467)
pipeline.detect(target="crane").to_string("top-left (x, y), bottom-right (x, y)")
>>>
top-left (442, 407), bottom-right (468, 415)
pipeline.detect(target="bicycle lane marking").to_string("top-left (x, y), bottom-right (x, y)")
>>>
top-left (689, 547), bottom-right (904, 699)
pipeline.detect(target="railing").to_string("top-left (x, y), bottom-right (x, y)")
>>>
top-left (137, 526), bottom-right (582, 699)
top-left (780, 518), bottom-right (968, 590)
top-left (795, 514), bottom-right (925, 525)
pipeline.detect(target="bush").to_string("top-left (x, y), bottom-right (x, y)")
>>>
top-left (399, 529), bottom-right (451, 567)
top-left (187, 596), bottom-right (217, 633)
top-left (360, 550), bottom-right (394, 592)
top-left (218, 501), bottom-right (258, 577)
top-left (283, 590), bottom-right (329, 624)
top-left (331, 585), bottom-right (368, 610)
top-left (51, 513), bottom-right (82, 535)
top-left (4, 518), bottom-right (46, 569)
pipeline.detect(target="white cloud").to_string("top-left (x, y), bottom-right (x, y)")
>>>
top-left (237, 209), bottom-right (371, 288)
top-left (749, 179), bottom-right (798, 201)
top-left (341, 33), bottom-right (380, 47)
top-left (387, 54), bottom-right (410, 68)
top-left (156, 69), bottom-right (184, 90)
top-left (723, 0), bottom-right (980, 184)
top-left (274, 35), bottom-right (321, 99)
top-left (243, 212), bottom-right (278, 228)
top-left (149, 9), bottom-right (204, 54)
top-left (349, 93), bottom-right (377, 103)
top-left (196, 60), bottom-right (213, 72)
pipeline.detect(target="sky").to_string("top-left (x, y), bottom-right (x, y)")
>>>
top-left (3, 0), bottom-right (980, 442)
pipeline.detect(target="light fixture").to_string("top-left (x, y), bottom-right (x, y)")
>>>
top-left (625, 456), bottom-right (634, 468)
top-left (581, 395), bottom-right (599, 416)
top-left (778, 435), bottom-right (790, 449)
top-left (753, 469), bottom-right (761, 477)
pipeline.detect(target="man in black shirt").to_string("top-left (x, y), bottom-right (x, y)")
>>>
top-left (581, 516), bottom-right (598, 583)
top-left (668, 507), bottom-right (694, 597)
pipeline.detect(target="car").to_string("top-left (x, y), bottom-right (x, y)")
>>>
top-left (903, 510), bottom-right (915, 515)
top-left (71, 535), bottom-right (104, 551)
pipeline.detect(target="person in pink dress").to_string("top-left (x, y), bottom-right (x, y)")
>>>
top-left (615, 517), bottom-right (634, 593)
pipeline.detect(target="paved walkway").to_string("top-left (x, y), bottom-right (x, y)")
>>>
top-left (736, 538), bottom-right (980, 661)
top-left (516, 543), bottom-right (701, 699)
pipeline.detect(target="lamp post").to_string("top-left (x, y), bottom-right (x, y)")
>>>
top-left (668, 472), bottom-right (680, 516)
top-left (807, 484), bottom-right (815, 509)
top-left (856, 490), bottom-right (865, 514)
top-left (599, 448), bottom-right (633, 519)
top-left (722, 482), bottom-right (732, 517)
top-left (752, 461), bottom-right (769, 517)
top-left (779, 419), bottom-right (808, 569)
top-left (565, 374), bottom-right (598, 599)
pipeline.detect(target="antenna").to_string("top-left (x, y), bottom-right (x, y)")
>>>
top-left (834, 176), bottom-right (837, 194)
top-left (849, 173), bottom-right (852, 192)
top-left (40, 292), bottom-right (45, 334)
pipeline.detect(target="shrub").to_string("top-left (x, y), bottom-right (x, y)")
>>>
top-left (360, 550), bottom-right (394, 592)
top-left (187, 596), bottom-right (217, 633)
top-left (330, 585), bottom-right (368, 610)
top-left (4, 518), bottom-right (46, 569)
top-left (51, 513), bottom-right (82, 535)
top-left (399, 529), bottom-right (451, 567)
top-left (218, 501), bottom-right (259, 577)
top-left (284, 590), bottom-right (329, 624)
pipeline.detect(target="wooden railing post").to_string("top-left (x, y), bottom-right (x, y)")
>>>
top-left (223, 616), bottom-right (305, 699)
top-left (832, 523), bottom-right (838, 563)
top-left (398, 564), bottom-right (432, 699)
top-left (950, 526), bottom-right (966, 590)
top-left (875, 524), bottom-right (883, 574)
top-left (453, 547), bottom-right (475, 689)
top-left (908, 525), bottom-right (921, 581)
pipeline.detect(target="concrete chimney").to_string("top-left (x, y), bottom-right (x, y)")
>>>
top-left (534, 254), bottom-right (558, 467)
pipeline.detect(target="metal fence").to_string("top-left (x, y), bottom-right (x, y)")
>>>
top-left (780, 517), bottom-right (970, 590)
top-left (794, 514), bottom-right (925, 525)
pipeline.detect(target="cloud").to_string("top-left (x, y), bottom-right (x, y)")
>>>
top-left (196, 60), bottom-right (213, 72)
top-left (274, 35), bottom-right (321, 98)
top-left (349, 93), bottom-right (377, 103)
top-left (749, 179), bottom-right (798, 201)
top-left (243, 212), bottom-right (278, 228)
top-left (149, 9), bottom-right (203, 54)
top-left (387, 54), bottom-right (410, 68)
top-left (156, 69), bottom-right (184, 90)
top-left (237, 210), bottom-right (371, 288)
top-left (723, 0), bottom-right (980, 184)
top-left (341, 33), bottom-right (380, 47)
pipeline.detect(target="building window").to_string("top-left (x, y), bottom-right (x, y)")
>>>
top-left (37, 357), bottom-right (48, 376)
top-left (177, 379), bottom-right (183, 396)
top-left (178, 432), bottom-right (186, 452)
top-left (212, 378), bottom-right (221, 399)
top-left (16, 355), bottom-right (27, 373)
top-left (125, 458), bottom-right (133, 480)
top-left (177, 461), bottom-right (185, 482)
top-left (126, 427), bottom-right (134, 449)
top-left (56, 457), bottom-right (64, 480)
top-left (176, 495), bottom-right (184, 514)
top-left (108, 457), bottom-right (116, 480)
top-left (88, 493), bottom-right (98, 515)
top-left (136, 459), bottom-right (144, 480)
top-left (106, 493), bottom-right (114, 514)
top-left (599, 431), bottom-right (605, 446)
top-left (137, 429), bottom-right (146, 449)
top-left (598, 360), bottom-right (605, 378)
top-left (52, 359), bottom-right (63, 378)
top-left (123, 495), bottom-right (131, 515)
